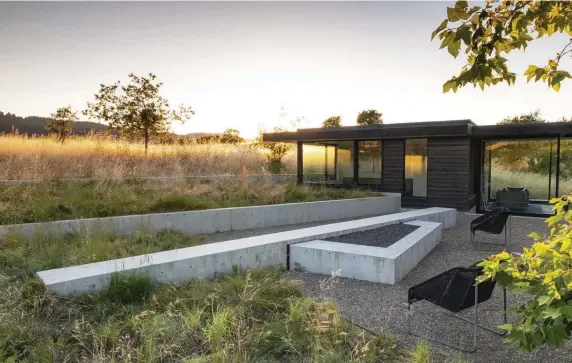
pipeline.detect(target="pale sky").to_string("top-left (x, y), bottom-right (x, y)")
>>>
top-left (1, 1), bottom-right (571, 137)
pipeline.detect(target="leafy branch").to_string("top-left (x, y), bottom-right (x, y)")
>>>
top-left (435, 1), bottom-right (572, 92)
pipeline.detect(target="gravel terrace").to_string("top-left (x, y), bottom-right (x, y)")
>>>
top-left (289, 213), bottom-right (572, 363)
top-left (325, 223), bottom-right (419, 248)
top-left (200, 212), bottom-right (571, 362)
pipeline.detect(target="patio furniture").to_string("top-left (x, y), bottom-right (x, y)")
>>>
top-left (406, 262), bottom-right (507, 353)
top-left (470, 207), bottom-right (511, 250)
top-left (495, 187), bottom-right (530, 211)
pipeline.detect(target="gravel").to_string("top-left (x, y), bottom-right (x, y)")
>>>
top-left (288, 213), bottom-right (572, 363)
top-left (325, 223), bottom-right (419, 248)
top-left (198, 211), bottom-right (572, 362)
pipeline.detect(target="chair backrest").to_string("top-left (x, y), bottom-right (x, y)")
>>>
top-left (496, 187), bottom-right (529, 210)
top-left (408, 265), bottom-right (497, 313)
top-left (470, 207), bottom-right (510, 235)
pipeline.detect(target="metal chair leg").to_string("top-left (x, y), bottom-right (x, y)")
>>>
top-left (472, 228), bottom-right (508, 251)
top-left (406, 286), bottom-right (507, 352)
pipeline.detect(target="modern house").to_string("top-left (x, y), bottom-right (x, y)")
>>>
top-left (263, 120), bottom-right (572, 216)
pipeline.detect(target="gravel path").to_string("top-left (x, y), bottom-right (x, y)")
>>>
top-left (288, 213), bottom-right (572, 363)
top-left (325, 223), bottom-right (419, 248)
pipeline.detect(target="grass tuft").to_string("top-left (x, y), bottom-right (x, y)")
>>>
top-left (106, 273), bottom-right (154, 304)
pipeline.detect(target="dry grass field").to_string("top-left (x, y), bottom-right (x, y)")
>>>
top-left (0, 133), bottom-right (296, 180)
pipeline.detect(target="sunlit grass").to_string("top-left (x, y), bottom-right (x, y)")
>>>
top-left (0, 133), bottom-right (296, 180)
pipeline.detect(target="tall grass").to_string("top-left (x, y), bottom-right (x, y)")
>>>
top-left (490, 167), bottom-right (572, 200)
top-left (0, 179), bottom-right (381, 225)
top-left (0, 133), bottom-right (296, 180)
top-left (0, 264), bottom-right (407, 362)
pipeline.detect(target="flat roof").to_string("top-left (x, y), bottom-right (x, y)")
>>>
top-left (262, 119), bottom-right (572, 142)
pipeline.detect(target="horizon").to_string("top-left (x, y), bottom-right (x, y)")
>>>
top-left (1, 1), bottom-right (571, 138)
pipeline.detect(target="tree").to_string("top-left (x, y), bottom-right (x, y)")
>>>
top-left (498, 109), bottom-right (546, 125)
top-left (84, 73), bottom-right (194, 153)
top-left (356, 109), bottom-right (383, 126)
top-left (434, 1), bottom-right (572, 92)
top-left (45, 106), bottom-right (79, 144)
top-left (322, 116), bottom-right (342, 128)
top-left (220, 128), bottom-right (244, 144)
top-left (478, 196), bottom-right (572, 351)
top-left (254, 127), bottom-right (295, 174)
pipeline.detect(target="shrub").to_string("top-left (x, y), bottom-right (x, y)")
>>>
top-left (478, 195), bottom-right (572, 351)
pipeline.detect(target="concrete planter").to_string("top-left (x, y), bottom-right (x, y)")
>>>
top-left (38, 207), bottom-right (456, 296)
top-left (0, 194), bottom-right (401, 239)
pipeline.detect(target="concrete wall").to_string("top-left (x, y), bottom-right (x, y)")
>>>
top-left (0, 194), bottom-right (401, 239)
top-left (38, 207), bottom-right (456, 296)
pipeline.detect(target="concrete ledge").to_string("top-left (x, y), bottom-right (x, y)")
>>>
top-left (37, 207), bottom-right (455, 296)
top-left (290, 220), bottom-right (442, 284)
top-left (0, 194), bottom-right (401, 239)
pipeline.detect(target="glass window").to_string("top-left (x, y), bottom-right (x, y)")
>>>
top-left (405, 139), bottom-right (428, 197)
top-left (325, 145), bottom-right (336, 181)
top-left (559, 138), bottom-right (572, 196)
top-left (302, 141), bottom-right (354, 185)
top-left (482, 139), bottom-right (558, 214)
top-left (302, 143), bottom-right (326, 182)
top-left (358, 141), bottom-right (382, 185)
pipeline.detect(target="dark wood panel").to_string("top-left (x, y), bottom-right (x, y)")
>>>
top-left (424, 137), bottom-right (472, 209)
top-left (382, 140), bottom-right (404, 193)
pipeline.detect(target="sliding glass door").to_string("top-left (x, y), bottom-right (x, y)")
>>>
top-left (481, 139), bottom-right (558, 214)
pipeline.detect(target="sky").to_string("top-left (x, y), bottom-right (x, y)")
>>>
top-left (1, 1), bottom-right (571, 137)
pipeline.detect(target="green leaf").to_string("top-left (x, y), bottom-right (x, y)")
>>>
top-left (528, 232), bottom-right (543, 241)
top-left (448, 39), bottom-right (462, 58)
top-left (498, 323), bottom-right (513, 331)
top-left (456, 25), bottom-right (472, 45)
top-left (447, 6), bottom-right (468, 22)
top-left (541, 308), bottom-right (562, 320)
top-left (524, 65), bottom-right (538, 82)
top-left (443, 81), bottom-right (452, 93)
top-left (432, 19), bottom-right (449, 40)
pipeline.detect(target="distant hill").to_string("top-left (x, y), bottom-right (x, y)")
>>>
top-left (0, 111), bottom-right (108, 135)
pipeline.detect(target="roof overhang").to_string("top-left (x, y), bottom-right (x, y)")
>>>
top-left (472, 122), bottom-right (572, 139)
top-left (262, 120), bottom-right (572, 142)
top-left (263, 120), bottom-right (475, 142)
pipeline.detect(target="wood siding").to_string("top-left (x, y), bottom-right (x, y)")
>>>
top-left (382, 140), bottom-right (404, 193)
top-left (403, 137), bottom-right (473, 210)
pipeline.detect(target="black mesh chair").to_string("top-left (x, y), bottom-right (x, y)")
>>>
top-left (470, 207), bottom-right (511, 250)
top-left (406, 263), bottom-right (506, 353)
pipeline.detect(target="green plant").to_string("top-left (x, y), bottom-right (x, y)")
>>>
top-left (413, 339), bottom-right (431, 363)
top-left (435, 1), bottom-right (572, 92)
top-left (478, 194), bottom-right (572, 351)
top-left (106, 273), bottom-right (153, 304)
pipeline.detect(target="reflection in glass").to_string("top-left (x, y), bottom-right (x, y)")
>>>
top-left (482, 139), bottom-right (557, 214)
top-left (302, 141), bottom-right (354, 184)
top-left (404, 139), bottom-right (428, 197)
top-left (560, 139), bottom-right (572, 196)
top-left (358, 141), bottom-right (382, 185)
